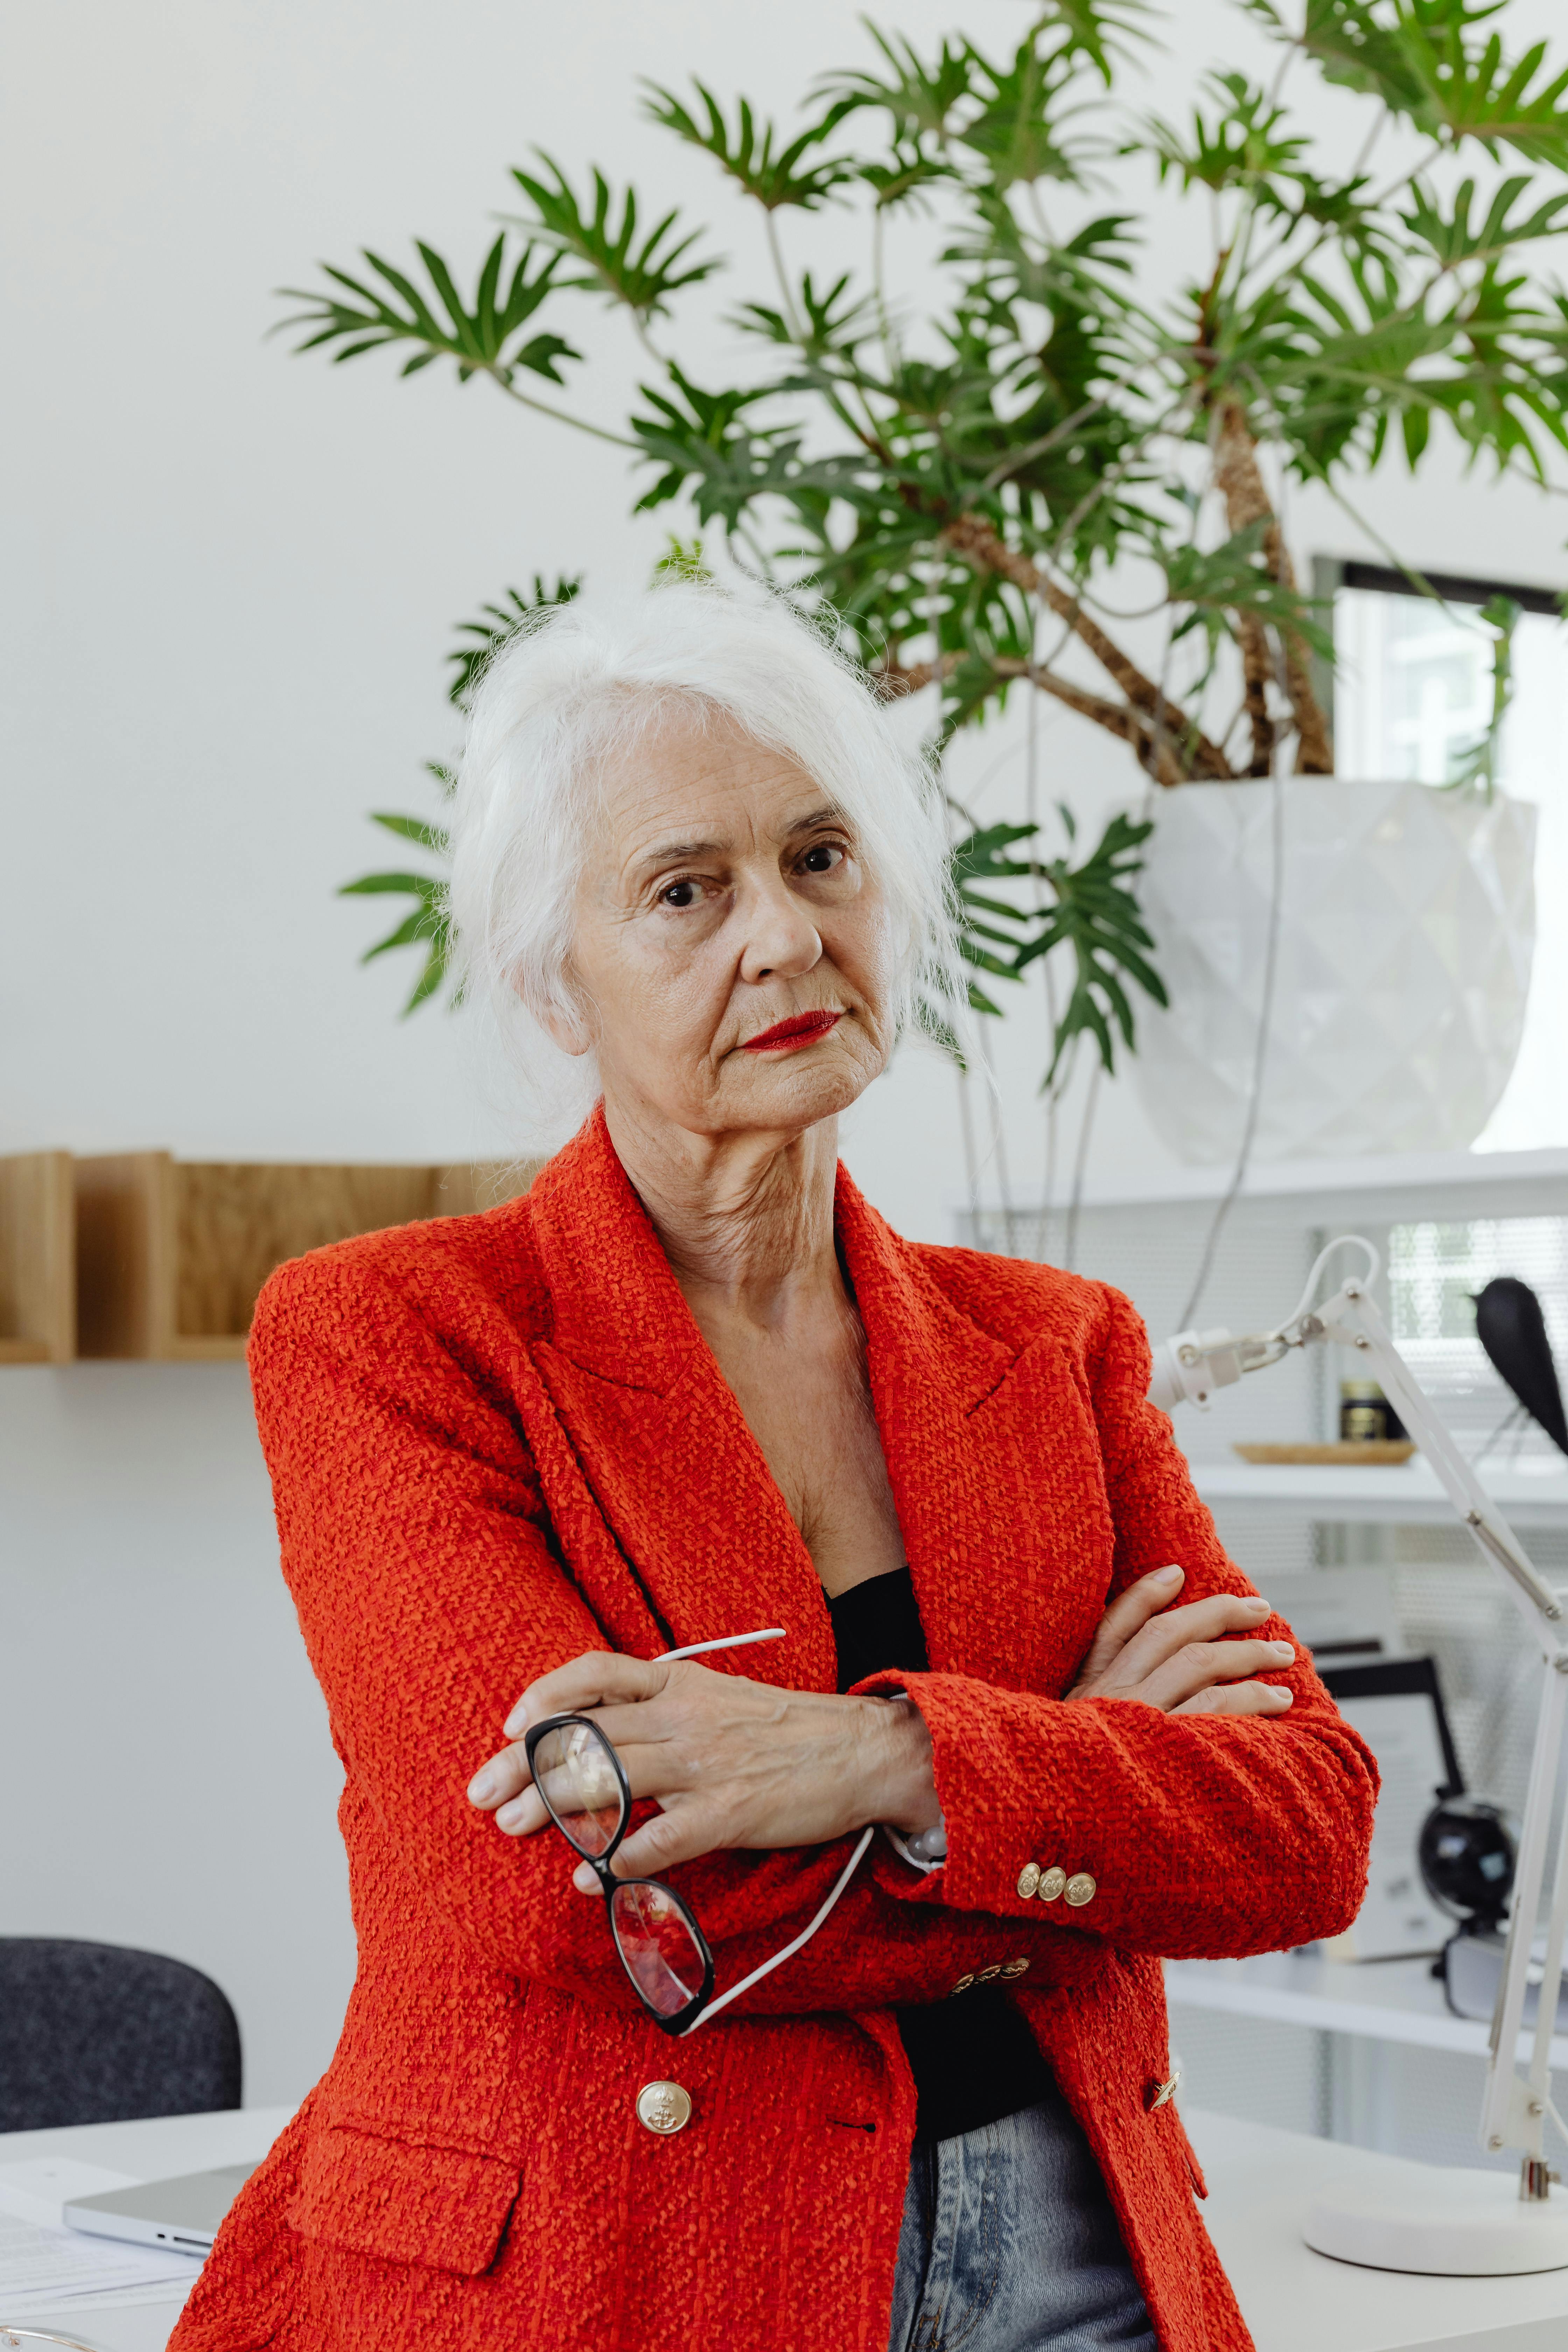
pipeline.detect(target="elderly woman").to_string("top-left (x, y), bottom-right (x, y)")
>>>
top-left (174, 587), bottom-right (1374, 2352)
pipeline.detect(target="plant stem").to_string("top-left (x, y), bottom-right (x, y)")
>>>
top-left (1064, 1050), bottom-right (1100, 1275)
top-left (1210, 398), bottom-right (1332, 773)
top-left (939, 513), bottom-right (1234, 780)
top-left (489, 368), bottom-right (639, 448)
top-left (763, 209), bottom-right (807, 344)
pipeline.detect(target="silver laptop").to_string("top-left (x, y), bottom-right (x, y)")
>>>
top-left (63, 2162), bottom-right (258, 2254)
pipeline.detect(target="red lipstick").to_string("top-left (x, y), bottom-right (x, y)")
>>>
top-left (742, 1010), bottom-right (843, 1054)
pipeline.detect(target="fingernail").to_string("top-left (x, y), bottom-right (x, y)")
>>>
top-left (572, 1862), bottom-right (597, 1893)
top-left (1153, 1565), bottom-right (1182, 1583)
top-left (496, 1799), bottom-right (527, 1832)
top-left (503, 1711), bottom-right (526, 1738)
top-left (1243, 1595), bottom-right (1270, 1610)
top-left (1268, 1642), bottom-right (1295, 1659)
top-left (467, 1769), bottom-right (497, 1804)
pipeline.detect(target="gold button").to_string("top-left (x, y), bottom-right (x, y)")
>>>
top-left (1038, 1866), bottom-right (1066, 1902)
top-left (636, 2080), bottom-right (692, 2135)
top-left (1064, 1872), bottom-right (1097, 1908)
top-left (976, 1963), bottom-right (1001, 1982)
top-left (1016, 1862), bottom-right (1041, 1900)
top-left (1000, 1958), bottom-right (1030, 1979)
top-left (950, 1973), bottom-right (975, 1996)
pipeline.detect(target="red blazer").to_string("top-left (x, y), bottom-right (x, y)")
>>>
top-left (172, 1108), bottom-right (1375, 2352)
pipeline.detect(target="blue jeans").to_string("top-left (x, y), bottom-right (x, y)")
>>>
top-left (887, 2095), bottom-right (1157, 2352)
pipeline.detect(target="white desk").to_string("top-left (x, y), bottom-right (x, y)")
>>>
top-left (0, 2107), bottom-right (290, 2352)
top-left (4, 2104), bottom-right (1568, 2351)
top-left (1194, 2112), bottom-right (1568, 2352)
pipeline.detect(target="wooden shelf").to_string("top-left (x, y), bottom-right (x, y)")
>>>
top-left (0, 1152), bottom-right (75, 1362)
top-left (73, 1155), bottom-right (541, 1361)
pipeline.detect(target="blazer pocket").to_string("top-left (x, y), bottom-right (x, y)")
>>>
top-left (290, 2123), bottom-right (521, 2275)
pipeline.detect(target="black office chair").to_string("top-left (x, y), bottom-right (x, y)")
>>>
top-left (0, 1938), bottom-right (242, 2132)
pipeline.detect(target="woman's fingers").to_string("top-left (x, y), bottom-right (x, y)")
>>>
top-left (607, 1800), bottom-right (726, 1882)
top-left (467, 1744), bottom-right (533, 1812)
top-left (484, 1731), bottom-right (692, 1836)
top-left (1140, 1636), bottom-right (1295, 1712)
top-left (1068, 1565), bottom-right (1185, 1692)
top-left (492, 1784), bottom-right (550, 1834)
top-left (1172, 1680), bottom-right (1294, 1718)
top-left (1100, 1592), bottom-right (1273, 1692)
top-left (561, 1805), bottom-right (725, 1891)
top-left (502, 1649), bottom-right (668, 1740)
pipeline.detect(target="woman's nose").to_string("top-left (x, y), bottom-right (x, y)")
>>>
top-left (737, 878), bottom-right (822, 983)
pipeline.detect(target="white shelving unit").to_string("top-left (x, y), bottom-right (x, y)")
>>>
top-left (1166, 1950), bottom-right (1568, 2072)
top-left (1192, 1459), bottom-right (1568, 1528)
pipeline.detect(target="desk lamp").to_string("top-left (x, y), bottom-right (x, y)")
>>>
top-left (1149, 1237), bottom-right (1568, 2275)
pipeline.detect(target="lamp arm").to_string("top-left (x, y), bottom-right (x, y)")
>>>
top-left (1302, 1282), bottom-right (1563, 1636)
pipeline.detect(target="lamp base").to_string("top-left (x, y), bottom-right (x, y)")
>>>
top-left (1304, 2165), bottom-right (1568, 2275)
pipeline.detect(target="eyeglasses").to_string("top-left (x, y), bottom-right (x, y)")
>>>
top-left (523, 1627), bottom-right (873, 2037)
top-left (1, 2328), bottom-right (112, 2351)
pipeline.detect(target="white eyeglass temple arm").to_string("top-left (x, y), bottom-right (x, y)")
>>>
top-left (655, 1627), bottom-right (788, 1665)
top-left (679, 1825), bottom-right (876, 2034)
top-left (647, 1621), bottom-right (874, 2033)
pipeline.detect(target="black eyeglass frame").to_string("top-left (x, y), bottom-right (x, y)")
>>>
top-left (524, 1710), bottom-right (716, 2037)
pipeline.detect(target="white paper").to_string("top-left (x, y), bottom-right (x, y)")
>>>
top-left (0, 2205), bottom-right (200, 2314)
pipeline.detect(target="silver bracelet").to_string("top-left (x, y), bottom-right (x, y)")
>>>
top-left (882, 1818), bottom-right (948, 1872)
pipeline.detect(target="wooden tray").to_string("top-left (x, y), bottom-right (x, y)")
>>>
top-left (1233, 1441), bottom-right (1416, 1466)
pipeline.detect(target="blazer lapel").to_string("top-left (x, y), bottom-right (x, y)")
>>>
top-left (835, 1169), bottom-right (1116, 1700)
top-left (524, 1112), bottom-right (836, 1694)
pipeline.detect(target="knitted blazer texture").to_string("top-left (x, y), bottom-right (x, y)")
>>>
top-left (171, 1107), bottom-right (1376, 2352)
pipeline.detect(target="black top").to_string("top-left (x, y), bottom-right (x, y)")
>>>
top-left (828, 1567), bottom-right (1055, 2143)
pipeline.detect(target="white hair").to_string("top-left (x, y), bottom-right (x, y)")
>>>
top-left (447, 581), bottom-right (969, 1118)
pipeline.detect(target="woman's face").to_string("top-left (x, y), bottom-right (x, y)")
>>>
top-left (555, 708), bottom-right (897, 1141)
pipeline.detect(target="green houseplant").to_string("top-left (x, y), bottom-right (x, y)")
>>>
top-left (287, 0), bottom-right (1568, 1144)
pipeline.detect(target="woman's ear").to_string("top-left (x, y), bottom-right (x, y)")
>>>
top-left (534, 972), bottom-right (596, 1059)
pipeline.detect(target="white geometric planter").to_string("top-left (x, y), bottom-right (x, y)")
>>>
top-left (1132, 779), bottom-right (1537, 1165)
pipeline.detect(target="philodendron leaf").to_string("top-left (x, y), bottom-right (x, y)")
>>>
top-left (446, 578), bottom-right (582, 707)
top-left (509, 156), bottom-right (720, 320)
top-left (642, 79), bottom-right (855, 211)
top-left (278, 236), bottom-right (578, 386)
top-left (1014, 810), bottom-right (1166, 1081)
top-left (369, 812), bottom-right (451, 852)
top-left (339, 865), bottom-right (453, 1016)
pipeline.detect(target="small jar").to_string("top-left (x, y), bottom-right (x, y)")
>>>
top-left (1339, 1379), bottom-right (1406, 1444)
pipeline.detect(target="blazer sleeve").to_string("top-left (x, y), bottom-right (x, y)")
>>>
top-left (251, 1247), bottom-right (1108, 2016)
top-left (856, 1284), bottom-right (1379, 1959)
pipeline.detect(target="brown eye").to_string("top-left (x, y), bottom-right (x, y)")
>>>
top-left (660, 880), bottom-right (700, 908)
top-left (801, 842), bottom-right (845, 875)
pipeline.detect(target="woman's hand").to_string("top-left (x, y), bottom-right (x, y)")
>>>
top-left (1068, 1564), bottom-right (1295, 1717)
top-left (467, 1652), bottom-right (940, 1888)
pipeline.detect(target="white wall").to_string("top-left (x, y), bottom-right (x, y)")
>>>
top-left (1, 1366), bottom-right (351, 2106)
top-left (4, 0), bottom-right (1566, 2107)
